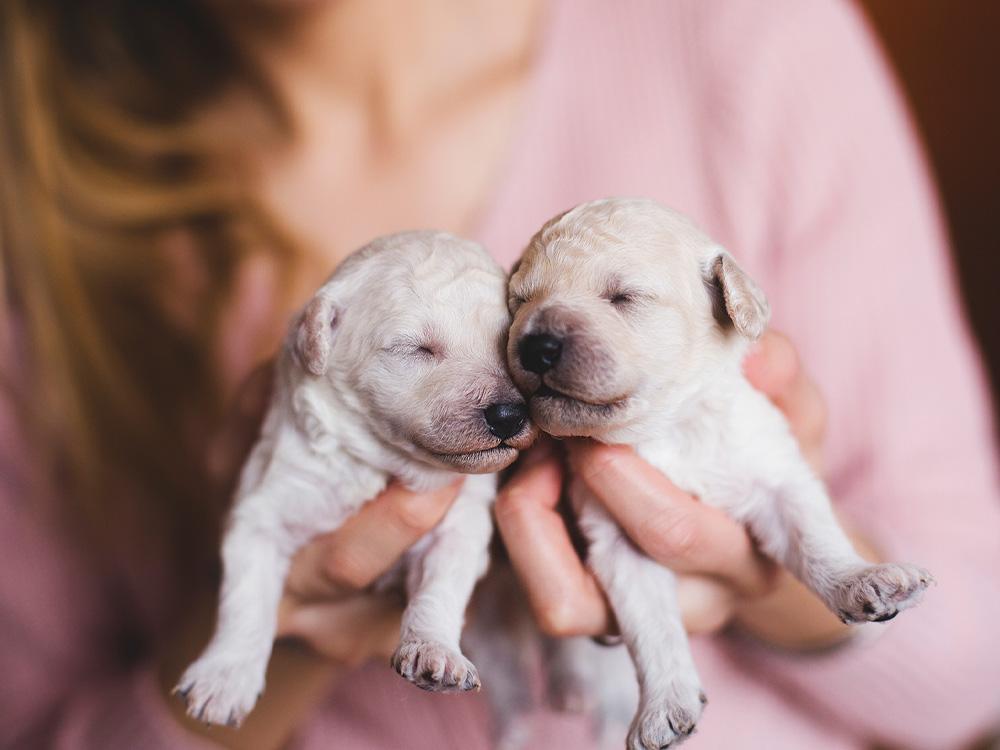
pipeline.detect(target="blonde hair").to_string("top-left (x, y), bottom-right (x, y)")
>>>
top-left (0, 1), bottom-right (294, 581)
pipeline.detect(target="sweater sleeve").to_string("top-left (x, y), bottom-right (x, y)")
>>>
top-left (714, 2), bottom-right (1000, 747)
top-left (0, 399), bottom-right (218, 749)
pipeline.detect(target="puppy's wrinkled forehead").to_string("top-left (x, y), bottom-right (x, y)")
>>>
top-left (347, 231), bottom-right (509, 343)
top-left (510, 200), bottom-right (710, 306)
top-left (413, 250), bottom-right (507, 319)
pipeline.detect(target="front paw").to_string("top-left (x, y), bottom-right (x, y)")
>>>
top-left (174, 653), bottom-right (266, 727)
top-left (831, 562), bottom-right (933, 624)
top-left (391, 639), bottom-right (481, 693)
top-left (627, 682), bottom-right (706, 750)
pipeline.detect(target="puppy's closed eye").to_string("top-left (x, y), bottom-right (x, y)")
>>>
top-left (384, 339), bottom-right (440, 359)
top-left (603, 288), bottom-right (646, 311)
top-left (508, 293), bottom-right (529, 312)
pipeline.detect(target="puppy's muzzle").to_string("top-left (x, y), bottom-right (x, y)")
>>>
top-left (518, 333), bottom-right (562, 374)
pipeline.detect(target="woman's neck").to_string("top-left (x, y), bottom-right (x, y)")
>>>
top-left (246, 0), bottom-right (543, 143)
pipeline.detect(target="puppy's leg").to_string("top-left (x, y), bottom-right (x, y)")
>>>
top-left (578, 491), bottom-right (705, 750)
top-left (174, 479), bottom-right (332, 726)
top-left (744, 465), bottom-right (931, 624)
top-left (391, 480), bottom-right (494, 693)
top-left (174, 511), bottom-right (288, 725)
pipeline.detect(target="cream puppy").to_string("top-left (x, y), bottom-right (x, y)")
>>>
top-left (506, 198), bottom-right (931, 749)
top-left (175, 231), bottom-right (535, 726)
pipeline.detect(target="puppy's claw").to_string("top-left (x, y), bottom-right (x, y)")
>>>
top-left (627, 682), bottom-right (704, 750)
top-left (174, 654), bottom-right (265, 727)
top-left (172, 684), bottom-right (192, 701)
top-left (831, 563), bottom-right (932, 624)
top-left (392, 639), bottom-right (481, 694)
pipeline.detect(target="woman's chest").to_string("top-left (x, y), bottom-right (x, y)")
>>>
top-left (257, 76), bottom-right (530, 270)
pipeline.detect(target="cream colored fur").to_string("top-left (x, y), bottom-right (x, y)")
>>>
top-left (505, 198), bottom-right (931, 749)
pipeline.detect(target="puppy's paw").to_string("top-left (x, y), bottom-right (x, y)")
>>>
top-left (831, 563), bottom-right (933, 624)
top-left (627, 683), bottom-right (705, 750)
top-left (391, 639), bottom-right (481, 693)
top-left (173, 654), bottom-right (266, 727)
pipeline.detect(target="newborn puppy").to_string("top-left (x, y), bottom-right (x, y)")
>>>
top-left (507, 198), bottom-right (931, 749)
top-left (176, 231), bottom-right (535, 726)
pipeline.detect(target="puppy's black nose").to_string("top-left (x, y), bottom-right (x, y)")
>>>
top-left (518, 333), bottom-right (562, 374)
top-left (484, 402), bottom-right (528, 440)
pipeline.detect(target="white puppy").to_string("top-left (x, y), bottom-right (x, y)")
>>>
top-left (175, 231), bottom-right (536, 726)
top-left (506, 198), bottom-right (931, 749)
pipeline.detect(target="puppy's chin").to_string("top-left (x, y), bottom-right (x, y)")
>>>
top-left (529, 387), bottom-right (631, 438)
top-left (418, 425), bottom-right (537, 474)
top-left (428, 445), bottom-right (521, 474)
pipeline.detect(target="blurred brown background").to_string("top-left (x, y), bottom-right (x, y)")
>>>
top-left (860, 1), bottom-right (1000, 427)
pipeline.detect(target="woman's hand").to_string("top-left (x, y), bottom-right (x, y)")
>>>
top-left (495, 330), bottom-right (857, 649)
top-left (276, 478), bottom-right (461, 664)
top-left (495, 439), bottom-right (773, 638)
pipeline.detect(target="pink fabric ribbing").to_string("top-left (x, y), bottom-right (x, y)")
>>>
top-left (2, 1), bottom-right (998, 748)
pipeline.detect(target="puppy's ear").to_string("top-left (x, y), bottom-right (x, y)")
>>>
top-left (703, 249), bottom-right (770, 341)
top-left (293, 292), bottom-right (338, 376)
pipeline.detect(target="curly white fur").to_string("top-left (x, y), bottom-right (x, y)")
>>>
top-left (175, 231), bottom-right (535, 726)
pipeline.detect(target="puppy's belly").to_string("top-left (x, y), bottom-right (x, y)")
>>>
top-left (633, 442), bottom-right (758, 516)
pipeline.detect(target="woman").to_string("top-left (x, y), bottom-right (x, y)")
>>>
top-left (2, 0), bottom-right (997, 748)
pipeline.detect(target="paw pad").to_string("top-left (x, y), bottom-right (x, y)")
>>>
top-left (627, 682), bottom-right (705, 749)
top-left (391, 639), bottom-right (481, 694)
top-left (832, 562), bottom-right (932, 624)
top-left (173, 655), bottom-right (266, 727)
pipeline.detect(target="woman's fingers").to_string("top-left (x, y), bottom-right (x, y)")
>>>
top-left (744, 329), bottom-right (827, 472)
top-left (278, 593), bottom-right (404, 665)
top-left (568, 441), bottom-right (776, 597)
top-left (286, 480), bottom-right (463, 601)
top-left (494, 441), bottom-right (612, 637)
top-left (492, 331), bottom-right (822, 640)
top-left (743, 329), bottom-right (800, 399)
top-left (676, 574), bottom-right (739, 635)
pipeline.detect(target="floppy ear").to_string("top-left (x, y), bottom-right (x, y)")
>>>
top-left (293, 292), bottom-right (338, 376)
top-left (703, 249), bottom-right (770, 341)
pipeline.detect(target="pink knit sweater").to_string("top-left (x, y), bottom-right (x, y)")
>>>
top-left (3, 1), bottom-right (999, 748)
